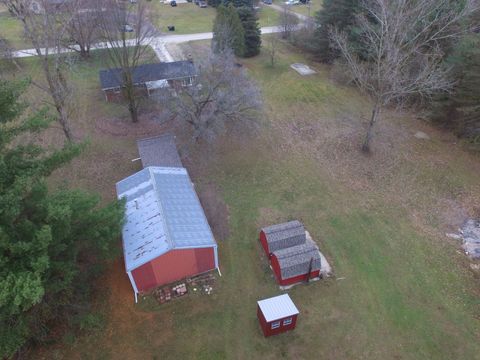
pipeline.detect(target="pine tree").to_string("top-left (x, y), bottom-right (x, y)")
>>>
top-left (212, 4), bottom-right (245, 57)
top-left (313, 0), bottom-right (361, 63)
top-left (0, 80), bottom-right (125, 357)
top-left (237, 7), bottom-right (261, 58)
top-left (430, 35), bottom-right (480, 143)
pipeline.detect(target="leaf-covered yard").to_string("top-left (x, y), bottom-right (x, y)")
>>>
top-left (4, 39), bottom-right (479, 359)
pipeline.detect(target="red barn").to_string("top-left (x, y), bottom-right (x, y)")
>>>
top-left (116, 135), bottom-right (218, 302)
top-left (259, 220), bottom-right (306, 256)
top-left (257, 294), bottom-right (299, 337)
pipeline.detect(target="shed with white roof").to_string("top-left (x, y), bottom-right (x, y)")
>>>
top-left (257, 294), bottom-right (299, 337)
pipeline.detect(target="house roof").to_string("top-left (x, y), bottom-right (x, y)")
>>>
top-left (137, 134), bottom-right (183, 168)
top-left (273, 238), bottom-right (321, 279)
top-left (116, 167), bottom-right (217, 272)
top-left (257, 294), bottom-right (299, 322)
top-left (261, 220), bottom-right (306, 253)
top-left (99, 61), bottom-right (197, 90)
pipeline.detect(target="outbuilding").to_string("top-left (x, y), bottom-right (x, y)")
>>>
top-left (259, 220), bottom-right (306, 256)
top-left (271, 239), bottom-right (321, 286)
top-left (257, 294), bottom-right (299, 337)
top-left (99, 61), bottom-right (197, 102)
top-left (116, 134), bottom-right (218, 302)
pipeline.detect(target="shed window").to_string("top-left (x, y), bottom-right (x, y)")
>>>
top-left (283, 317), bottom-right (292, 326)
top-left (271, 321), bottom-right (281, 329)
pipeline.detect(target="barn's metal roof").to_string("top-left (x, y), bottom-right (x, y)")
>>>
top-left (273, 238), bottom-right (321, 279)
top-left (257, 294), bottom-right (299, 322)
top-left (261, 220), bottom-right (306, 253)
top-left (137, 134), bottom-right (183, 168)
top-left (116, 167), bottom-right (216, 272)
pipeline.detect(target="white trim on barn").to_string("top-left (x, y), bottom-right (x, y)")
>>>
top-left (127, 271), bottom-right (139, 303)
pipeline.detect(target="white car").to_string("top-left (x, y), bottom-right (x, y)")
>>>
top-left (284, 0), bottom-right (300, 4)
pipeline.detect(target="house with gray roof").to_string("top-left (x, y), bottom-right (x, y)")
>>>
top-left (99, 61), bottom-right (197, 102)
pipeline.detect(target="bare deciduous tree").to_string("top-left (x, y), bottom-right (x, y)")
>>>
top-left (65, 0), bottom-right (101, 58)
top-left (166, 51), bottom-right (262, 141)
top-left (98, 0), bottom-right (157, 123)
top-left (2, 0), bottom-right (76, 141)
top-left (280, 4), bottom-right (299, 39)
top-left (330, 0), bottom-right (479, 153)
top-left (266, 33), bottom-right (279, 67)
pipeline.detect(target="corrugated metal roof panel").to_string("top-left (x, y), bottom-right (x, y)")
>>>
top-left (116, 167), bottom-right (217, 272)
top-left (257, 294), bottom-right (299, 322)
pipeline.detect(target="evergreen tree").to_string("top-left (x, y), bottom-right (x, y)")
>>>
top-left (313, 0), bottom-right (361, 63)
top-left (212, 4), bottom-right (245, 57)
top-left (237, 7), bottom-right (261, 58)
top-left (0, 80), bottom-right (125, 357)
top-left (222, 0), bottom-right (253, 8)
top-left (430, 35), bottom-right (480, 143)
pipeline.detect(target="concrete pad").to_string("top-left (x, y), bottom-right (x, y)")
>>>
top-left (290, 63), bottom-right (317, 76)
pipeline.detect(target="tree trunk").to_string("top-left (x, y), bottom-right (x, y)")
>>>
top-left (362, 103), bottom-right (380, 153)
top-left (128, 102), bottom-right (138, 123)
top-left (58, 105), bottom-right (74, 141)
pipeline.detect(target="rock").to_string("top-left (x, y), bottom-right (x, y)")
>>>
top-left (414, 131), bottom-right (430, 140)
top-left (446, 233), bottom-right (462, 240)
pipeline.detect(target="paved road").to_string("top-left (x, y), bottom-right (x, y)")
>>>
top-left (10, 26), bottom-right (281, 59)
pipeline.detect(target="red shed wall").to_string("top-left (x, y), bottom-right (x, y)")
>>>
top-left (259, 231), bottom-right (270, 256)
top-left (257, 305), bottom-right (298, 337)
top-left (132, 247), bottom-right (215, 293)
top-left (270, 255), bottom-right (321, 286)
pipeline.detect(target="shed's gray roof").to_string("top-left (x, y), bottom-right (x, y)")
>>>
top-left (99, 61), bottom-right (197, 90)
top-left (262, 220), bottom-right (306, 253)
top-left (137, 134), bottom-right (182, 168)
top-left (116, 167), bottom-right (217, 272)
top-left (273, 238), bottom-right (321, 279)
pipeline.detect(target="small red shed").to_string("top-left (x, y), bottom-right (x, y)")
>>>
top-left (271, 239), bottom-right (321, 286)
top-left (259, 220), bottom-right (306, 256)
top-left (257, 294), bottom-right (299, 337)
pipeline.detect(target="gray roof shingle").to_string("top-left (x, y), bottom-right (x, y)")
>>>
top-left (262, 220), bottom-right (306, 253)
top-left (137, 134), bottom-right (182, 168)
top-left (99, 61), bottom-right (197, 90)
top-left (273, 238), bottom-right (321, 279)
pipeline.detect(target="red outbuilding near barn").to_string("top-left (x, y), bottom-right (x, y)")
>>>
top-left (259, 220), bottom-right (322, 286)
top-left (270, 239), bottom-right (321, 286)
top-left (260, 220), bottom-right (306, 256)
top-left (257, 294), bottom-right (299, 337)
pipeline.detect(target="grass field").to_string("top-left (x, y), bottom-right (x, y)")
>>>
top-left (3, 36), bottom-right (480, 359)
top-left (150, 3), bottom-right (280, 35)
top-left (0, 11), bottom-right (30, 49)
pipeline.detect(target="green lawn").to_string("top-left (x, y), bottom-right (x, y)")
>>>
top-left (8, 38), bottom-right (480, 359)
top-left (150, 3), bottom-right (217, 34)
top-left (150, 2), bottom-right (279, 34)
top-left (0, 11), bottom-right (30, 49)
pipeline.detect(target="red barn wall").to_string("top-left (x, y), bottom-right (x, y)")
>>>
top-left (132, 247), bottom-right (215, 293)
top-left (259, 231), bottom-right (270, 256)
top-left (270, 255), bottom-right (320, 286)
top-left (257, 305), bottom-right (298, 337)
